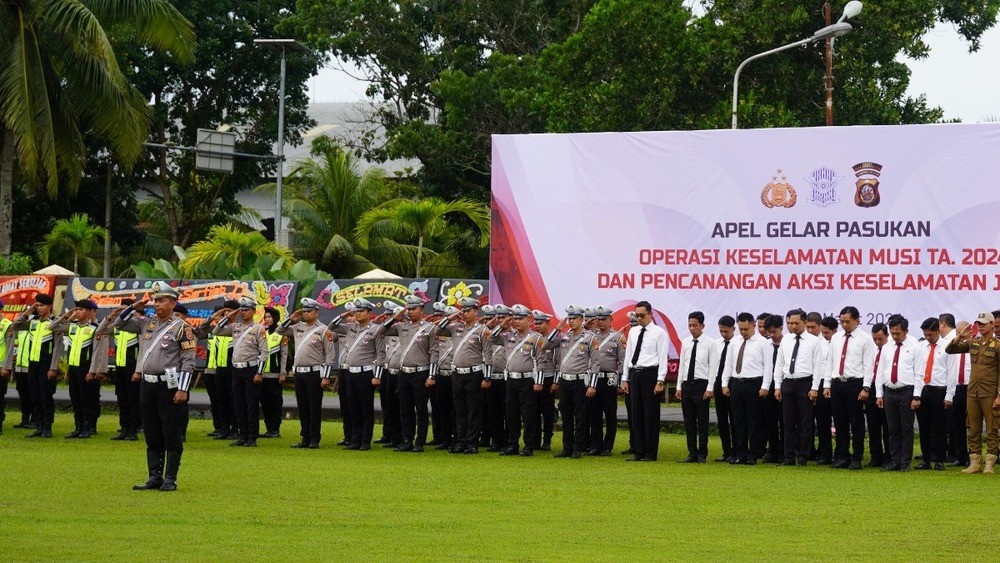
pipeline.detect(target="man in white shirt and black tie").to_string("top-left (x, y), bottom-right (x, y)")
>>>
top-left (939, 313), bottom-right (970, 467)
top-left (711, 315), bottom-right (737, 462)
top-left (825, 306), bottom-right (875, 470)
top-left (875, 315), bottom-right (923, 471)
top-left (675, 311), bottom-right (713, 462)
top-left (621, 301), bottom-right (669, 462)
top-left (914, 317), bottom-right (951, 471)
top-left (774, 309), bottom-right (824, 466)
top-left (721, 312), bottom-right (773, 465)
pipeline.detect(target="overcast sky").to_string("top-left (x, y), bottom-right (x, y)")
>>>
top-left (305, 22), bottom-right (1000, 124)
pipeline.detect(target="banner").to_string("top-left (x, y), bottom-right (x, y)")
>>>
top-left (311, 278), bottom-right (442, 324)
top-left (491, 123), bottom-right (1000, 361)
top-left (437, 279), bottom-right (489, 306)
top-left (1, 275), bottom-right (57, 320)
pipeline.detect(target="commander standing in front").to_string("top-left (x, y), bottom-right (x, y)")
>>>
top-left (622, 301), bottom-right (669, 462)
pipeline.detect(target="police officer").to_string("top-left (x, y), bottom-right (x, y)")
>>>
top-left (4, 320), bottom-right (35, 430)
top-left (490, 304), bottom-right (545, 456)
top-left (430, 304), bottom-right (458, 450)
top-left (438, 298), bottom-right (489, 454)
top-left (195, 305), bottom-right (224, 438)
top-left (531, 310), bottom-right (558, 451)
top-left (213, 299), bottom-right (240, 439)
top-left (378, 308), bottom-right (404, 448)
top-left (50, 299), bottom-right (101, 438)
top-left (382, 295), bottom-right (439, 452)
top-left (213, 297), bottom-right (269, 447)
top-left (589, 306), bottom-right (625, 456)
top-left (11, 293), bottom-right (61, 438)
top-left (482, 305), bottom-right (508, 451)
top-left (328, 298), bottom-right (385, 450)
top-left (0, 299), bottom-right (13, 435)
top-left (96, 299), bottom-right (141, 441)
top-left (547, 305), bottom-right (598, 458)
top-left (278, 298), bottom-right (336, 449)
top-left (112, 284), bottom-right (196, 491)
top-left (946, 313), bottom-right (1000, 474)
top-left (259, 306), bottom-right (288, 438)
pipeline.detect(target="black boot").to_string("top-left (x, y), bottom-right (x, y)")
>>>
top-left (40, 426), bottom-right (53, 438)
top-left (133, 451), bottom-right (164, 490)
top-left (65, 424), bottom-right (82, 439)
top-left (160, 451), bottom-right (182, 491)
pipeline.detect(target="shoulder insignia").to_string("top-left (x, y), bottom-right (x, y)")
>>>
top-left (259, 327), bottom-right (267, 337)
top-left (183, 326), bottom-right (195, 341)
top-left (181, 340), bottom-right (196, 350)
top-left (281, 336), bottom-right (288, 345)
top-left (326, 331), bottom-right (334, 342)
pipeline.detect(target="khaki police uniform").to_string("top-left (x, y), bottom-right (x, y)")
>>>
top-left (214, 315), bottom-right (268, 445)
top-left (277, 317), bottom-right (335, 448)
top-left (590, 328), bottom-right (626, 454)
top-left (490, 322), bottom-right (545, 455)
top-left (382, 317), bottom-right (439, 450)
top-left (946, 332), bottom-right (1000, 459)
top-left (329, 313), bottom-right (385, 449)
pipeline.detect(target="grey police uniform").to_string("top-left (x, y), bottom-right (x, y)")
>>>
top-left (276, 318), bottom-right (335, 447)
top-left (329, 314), bottom-right (385, 449)
top-left (589, 328), bottom-right (625, 453)
top-left (214, 316), bottom-right (268, 445)
top-left (548, 327), bottom-right (598, 456)
top-left (382, 317), bottom-right (439, 449)
top-left (438, 319), bottom-right (489, 452)
top-left (490, 324), bottom-right (545, 454)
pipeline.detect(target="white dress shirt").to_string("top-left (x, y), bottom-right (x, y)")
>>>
top-left (773, 331), bottom-right (826, 390)
top-left (622, 322), bottom-right (670, 383)
top-left (941, 328), bottom-right (971, 390)
top-left (825, 328), bottom-right (876, 387)
top-left (679, 335), bottom-right (713, 387)
top-left (721, 333), bottom-right (773, 392)
top-left (875, 339), bottom-right (925, 398)
top-left (916, 338), bottom-right (955, 401)
top-left (707, 337), bottom-right (735, 390)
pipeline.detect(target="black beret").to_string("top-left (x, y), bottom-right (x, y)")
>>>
top-left (174, 303), bottom-right (189, 316)
top-left (34, 294), bottom-right (53, 306)
top-left (223, 299), bottom-right (240, 309)
top-left (74, 299), bottom-right (98, 310)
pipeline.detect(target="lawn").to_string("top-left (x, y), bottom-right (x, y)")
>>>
top-left (0, 412), bottom-right (996, 561)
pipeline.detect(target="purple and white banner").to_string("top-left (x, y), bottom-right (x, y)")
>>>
top-left (491, 123), bottom-right (1000, 350)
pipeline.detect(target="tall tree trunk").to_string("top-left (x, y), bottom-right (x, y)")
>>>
top-left (0, 128), bottom-right (15, 257)
top-left (415, 235), bottom-right (423, 277)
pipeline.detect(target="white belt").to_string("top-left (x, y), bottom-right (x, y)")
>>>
top-left (560, 373), bottom-right (586, 381)
top-left (387, 369), bottom-right (400, 375)
top-left (454, 365), bottom-right (484, 374)
top-left (507, 371), bottom-right (531, 379)
top-left (489, 373), bottom-right (505, 380)
top-left (401, 365), bottom-right (430, 373)
top-left (540, 371), bottom-right (556, 379)
top-left (438, 370), bottom-right (453, 376)
top-left (233, 360), bottom-right (259, 369)
top-left (294, 366), bottom-right (321, 373)
top-left (142, 374), bottom-right (167, 383)
top-left (348, 365), bottom-right (374, 373)
top-left (597, 372), bottom-right (617, 378)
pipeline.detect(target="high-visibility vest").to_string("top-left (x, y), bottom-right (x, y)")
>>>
top-left (67, 323), bottom-right (96, 367)
top-left (28, 318), bottom-right (54, 362)
top-left (115, 329), bottom-right (138, 367)
top-left (206, 334), bottom-right (217, 370)
top-left (15, 331), bottom-right (30, 369)
top-left (265, 333), bottom-right (283, 372)
top-left (0, 318), bottom-right (11, 363)
top-left (215, 335), bottom-right (233, 368)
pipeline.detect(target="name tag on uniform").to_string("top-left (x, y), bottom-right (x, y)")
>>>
top-left (165, 367), bottom-right (179, 389)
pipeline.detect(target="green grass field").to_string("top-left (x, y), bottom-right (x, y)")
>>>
top-left (1, 412), bottom-right (996, 561)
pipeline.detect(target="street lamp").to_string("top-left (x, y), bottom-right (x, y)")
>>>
top-left (825, 1), bottom-right (864, 125)
top-left (254, 38), bottom-right (309, 244)
top-left (731, 8), bottom-right (859, 129)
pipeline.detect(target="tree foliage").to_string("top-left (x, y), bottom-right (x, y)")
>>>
top-left (36, 213), bottom-right (106, 275)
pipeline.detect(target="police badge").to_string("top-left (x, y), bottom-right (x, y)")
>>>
top-left (760, 169), bottom-right (797, 209)
top-left (852, 162), bottom-right (882, 208)
top-left (805, 167), bottom-right (843, 207)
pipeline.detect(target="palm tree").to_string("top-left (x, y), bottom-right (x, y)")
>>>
top-left (37, 213), bottom-right (105, 275)
top-left (178, 224), bottom-right (295, 278)
top-left (0, 0), bottom-right (195, 255)
top-left (355, 197), bottom-right (491, 277)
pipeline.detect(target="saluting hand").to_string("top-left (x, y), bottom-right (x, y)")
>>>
top-left (132, 299), bottom-right (149, 311)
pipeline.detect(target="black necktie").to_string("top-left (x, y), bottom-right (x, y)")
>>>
top-left (772, 343), bottom-right (779, 367)
top-left (687, 339), bottom-right (698, 383)
top-left (789, 335), bottom-right (801, 375)
top-left (631, 327), bottom-right (646, 366)
top-left (717, 340), bottom-right (730, 378)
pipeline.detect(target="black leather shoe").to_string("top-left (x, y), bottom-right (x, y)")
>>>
top-left (781, 459), bottom-right (796, 466)
top-left (343, 443), bottom-right (360, 450)
top-left (382, 442), bottom-right (398, 449)
top-left (487, 445), bottom-right (503, 452)
top-left (553, 451), bottom-right (572, 458)
top-left (290, 442), bottom-right (309, 449)
top-left (621, 448), bottom-right (635, 455)
top-left (952, 460), bottom-right (968, 467)
top-left (26, 429), bottom-right (43, 438)
top-left (40, 428), bottom-right (52, 438)
top-left (243, 441), bottom-right (257, 448)
top-left (880, 464), bottom-right (898, 472)
top-left (599, 450), bottom-right (613, 457)
top-left (715, 455), bottom-right (731, 463)
top-left (230, 440), bottom-right (247, 447)
top-left (570, 451), bottom-right (582, 459)
top-left (626, 455), bottom-right (644, 462)
top-left (213, 433), bottom-right (230, 440)
top-left (913, 461), bottom-right (932, 470)
top-left (261, 431), bottom-right (281, 439)
top-left (336, 439), bottom-right (349, 446)
top-left (133, 477), bottom-right (164, 490)
top-left (307, 442), bottom-right (319, 449)
top-left (65, 430), bottom-right (81, 439)
top-left (374, 437), bottom-right (390, 444)
top-left (207, 430), bottom-right (222, 437)
top-left (816, 457), bottom-right (832, 465)
top-left (539, 441), bottom-right (552, 452)
top-left (125, 433), bottom-right (138, 441)
top-left (358, 444), bottom-right (371, 451)
top-left (586, 448), bottom-right (601, 456)
top-left (13, 422), bottom-right (31, 429)
top-left (680, 455), bottom-right (698, 463)
top-left (499, 447), bottom-right (518, 456)
top-left (848, 460), bottom-right (863, 470)
top-left (159, 479), bottom-right (177, 492)
top-left (729, 457), bottom-right (741, 465)
top-left (933, 462), bottom-right (945, 470)
top-left (448, 445), bottom-right (465, 454)
top-left (797, 458), bottom-right (808, 466)
top-left (435, 442), bottom-right (451, 450)
top-left (411, 445), bottom-right (424, 453)
top-left (111, 432), bottom-right (128, 441)
top-left (740, 458), bottom-right (757, 466)
top-left (831, 459), bottom-right (850, 469)
top-left (394, 442), bottom-right (414, 452)
top-left (519, 449), bottom-right (533, 457)
top-left (463, 446), bottom-right (479, 454)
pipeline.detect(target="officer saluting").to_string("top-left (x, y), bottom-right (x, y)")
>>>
top-left (382, 295), bottom-right (439, 452)
top-left (213, 297), bottom-right (269, 447)
top-left (112, 283), bottom-right (196, 492)
top-left (328, 298), bottom-right (385, 451)
top-left (438, 297), bottom-right (490, 454)
top-left (490, 304), bottom-right (545, 457)
top-left (10, 293), bottom-right (61, 438)
top-left (49, 299), bottom-right (101, 439)
top-left (278, 298), bottom-right (336, 449)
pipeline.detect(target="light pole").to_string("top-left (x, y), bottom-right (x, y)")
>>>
top-left (254, 38), bottom-right (309, 245)
top-left (825, 1), bottom-right (864, 125)
top-left (731, 16), bottom-right (857, 129)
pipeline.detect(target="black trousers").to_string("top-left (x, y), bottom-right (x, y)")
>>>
top-left (260, 377), bottom-right (283, 432)
top-left (624, 383), bottom-right (635, 451)
top-left (761, 386), bottom-right (783, 458)
top-left (114, 363), bottom-right (140, 433)
top-left (948, 385), bottom-right (969, 464)
top-left (452, 371), bottom-right (485, 446)
top-left (486, 378), bottom-right (507, 447)
top-left (293, 370), bottom-right (323, 445)
top-left (681, 379), bottom-right (710, 457)
top-left (68, 365), bottom-right (99, 430)
top-left (781, 378), bottom-right (813, 461)
top-left (232, 366), bottom-right (261, 441)
top-left (627, 367), bottom-right (660, 460)
top-left (431, 374), bottom-right (455, 444)
top-left (713, 376), bottom-right (733, 458)
top-left (814, 385), bottom-right (833, 460)
top-left (397, 371), bottom-right (430, 445)
top-left (831, 378), bottom-right (866, 462)
top-left (589, 377), bottom-right (619, 451)
top-left (379, 372), bottom-right (402, 443)
top-left (864, 390), bottom-right (888, 465)
top-left (558, 379), bottom-right (588, 454)
top-left (337, 368), bottom-right (352, 441)
top-left (346, 370), bottom-right (375, 446)
top-left (506, 377), bottom-right (539, 451)
top-left (27, 360), bottom-right (56, 429)
top-left (140, 379), bottom-right (187, 454)
top-left (730, 377), bottom-right (763, 462)
top-left (884, 386), bottom-right (915, 468)
top-left (215, 366), bottom-right (236, 434)
top-left (917, 386), bottom-right (948, 464)
top-left (14, 370), bottom-right (33, 423)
